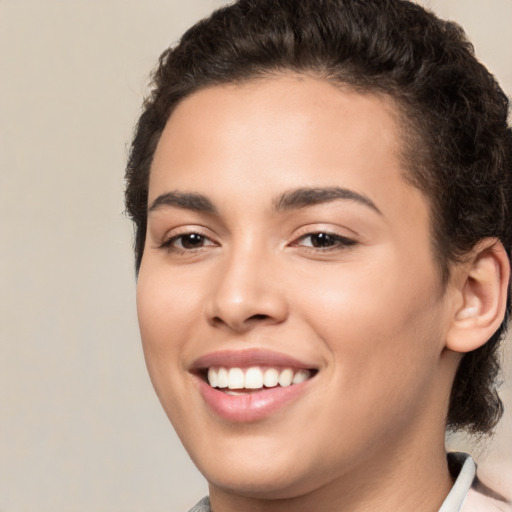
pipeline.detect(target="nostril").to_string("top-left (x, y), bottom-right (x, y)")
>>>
top-left (248, 314), bottom-right (271, 322)
top-left (211, 316), bottom-right (224, 326)
top-left (210, 313), bottom-right (271, 329)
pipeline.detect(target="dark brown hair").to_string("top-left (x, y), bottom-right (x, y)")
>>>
top-left (125, 0), bottom-right (512, 434)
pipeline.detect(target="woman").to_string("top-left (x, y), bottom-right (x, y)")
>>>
top-left (125, 0), bottom-right (512, 510)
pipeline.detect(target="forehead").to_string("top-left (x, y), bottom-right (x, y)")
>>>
top-left (150, 75), bottom-right (427, 219)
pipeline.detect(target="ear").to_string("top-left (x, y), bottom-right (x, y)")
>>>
top-left (445, 239), bottom-right (510, 353)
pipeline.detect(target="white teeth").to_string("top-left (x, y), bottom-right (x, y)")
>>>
top-left (263, 368), bottom-right (279, 387)
top-left (292, 369), bottom-right (311, 384)
top-left (217, 367), bottom-right (228, 388)
top-left (278, 368), bottom-right (293, 387)
top-left (245, 367), bottom-right (264, 389)
top-left (228, 368), bottom-right (245, 389)
top-left (206, 366), bottom-right (313, 390)
top-left (207, 368), bottom-right (218, 388)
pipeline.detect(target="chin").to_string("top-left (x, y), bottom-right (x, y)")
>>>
top-left (206, 469), bottom-right (312, 500)
top-left (192, 445), bottom-right (329, 500)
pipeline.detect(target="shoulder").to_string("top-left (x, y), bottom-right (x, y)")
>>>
top-left (462, 488), bottom-right (511, 512)
top-left (447, 452), bottom-right (511, 512)
top-left (187, 496), bottom-right (211, 512)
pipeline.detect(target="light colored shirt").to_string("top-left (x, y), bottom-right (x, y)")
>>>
top-left (442, 452), bottom-right (509, 511)
top-left (187, 453), bottom-right (510, 512)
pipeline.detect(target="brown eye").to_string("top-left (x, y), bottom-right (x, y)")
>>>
top-left (309, 233), bottom-right (338, 248)
top-left (296, 232), bottom-right (356, 250)
top-left (160, 232), bottom-right (217, 252)
top-left (176, 233), bottom-right (207, 249)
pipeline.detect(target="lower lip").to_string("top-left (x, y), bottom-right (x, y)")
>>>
top-left (195, 376), bottom-right (312, 423)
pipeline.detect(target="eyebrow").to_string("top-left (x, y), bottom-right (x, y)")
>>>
top-left (148, 186), bottom-right (381, 216)
top-left (148, 191), bottom-right (218, 214)
top-left (273, 187), bottom-right (382, 214)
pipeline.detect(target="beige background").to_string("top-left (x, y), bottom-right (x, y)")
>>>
top-left (0, 1), bottom-right (511, 510)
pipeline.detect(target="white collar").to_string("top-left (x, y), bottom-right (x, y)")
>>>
top-left (439, 453), bottom-right (476, 512)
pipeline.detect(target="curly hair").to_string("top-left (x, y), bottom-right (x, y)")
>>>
top-left (125, 0), bottom-right (512, 435)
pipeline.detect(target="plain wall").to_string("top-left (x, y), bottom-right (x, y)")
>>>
top-left (0, 1), bottom-right (510, 510)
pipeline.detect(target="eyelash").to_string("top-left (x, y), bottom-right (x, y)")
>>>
top-left (159, 231), bottom-right (216, 253)
top-left (291, 232), bottom-right (357, 252)
top-left (159, 230), bottom-right (356, 254)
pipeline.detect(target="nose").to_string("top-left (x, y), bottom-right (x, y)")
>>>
top-left (205, 245), bottom-right (289, 333)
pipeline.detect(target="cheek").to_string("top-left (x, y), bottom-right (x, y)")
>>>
top-left (294, 265), bottom-right (447, 454)
top-left (296, 253), bottom-right (445, 381)
top-left (136, 264), bottom-right (198, 381)
top-left (135, 266), bottom-right (203, 426)
top-left (137, 260), bottom-right (203, 334)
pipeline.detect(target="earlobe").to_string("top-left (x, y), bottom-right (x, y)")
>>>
top-left (446, 239), bottom-right (510, 354)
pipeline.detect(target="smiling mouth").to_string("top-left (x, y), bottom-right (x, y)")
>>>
top-left (203, 366), bottom-right (316, 395)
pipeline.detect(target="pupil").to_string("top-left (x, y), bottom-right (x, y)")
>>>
top-left (312, 233), bottom-right (334, 247)
top-left (182, 233), bottom-right (204, 249)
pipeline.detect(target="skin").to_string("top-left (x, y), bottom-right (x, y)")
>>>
top-left (136, 75), bottom-right (495, 511)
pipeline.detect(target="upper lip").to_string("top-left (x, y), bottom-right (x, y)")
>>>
top-left (190, 348), bottom-right (318, 371)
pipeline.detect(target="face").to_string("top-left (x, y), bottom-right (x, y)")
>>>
top-left (137, 76), bottom-right (456, 500)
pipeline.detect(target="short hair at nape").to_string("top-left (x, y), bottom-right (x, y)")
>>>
top-left (125, 0), bottom-right (512, 435)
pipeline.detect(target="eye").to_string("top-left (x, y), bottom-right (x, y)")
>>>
top-left (161, 232), bottom-right (217, 252)
top-left (294, 232), bottom-right (356, 250)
